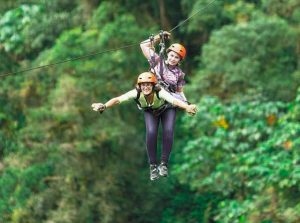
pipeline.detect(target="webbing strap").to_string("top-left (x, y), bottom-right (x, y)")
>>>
top-left (134, 88), bottom-right (162, 110)
top-left (158, 31), bottom-right (166, 81)
top-left (134, 88), bottom-right (142, 110)
top-left (149, 34), bottom-right (156, 73)
top-left (148, 31), bottom-right (178, 93)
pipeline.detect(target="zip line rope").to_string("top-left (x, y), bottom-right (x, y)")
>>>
top-left (0, 0), bottom-right (216, 78)
top-left (0, 43), bottom-right (140, 78)
top-left (168, 0), bottom-right (216, 33)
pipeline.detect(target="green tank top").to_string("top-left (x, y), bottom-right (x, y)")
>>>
top-left (137, 91), bottom-right (166, 109)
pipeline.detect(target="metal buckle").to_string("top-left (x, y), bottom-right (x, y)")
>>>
top-left (158, 81), bottom-right (169, 89)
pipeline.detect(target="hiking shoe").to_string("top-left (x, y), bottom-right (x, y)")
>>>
top-left (158, 162), bottom-right (168, 177)
top-left (150, 164), bottom-right (159, 181)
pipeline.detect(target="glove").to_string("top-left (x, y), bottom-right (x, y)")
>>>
top-left (154, 31), bottom-right (171, 42)
top-left (160, 30), bottom-right (171, 40)
top-left (98, 104), bottom-right (106, 113)
top-left (91, 103), bottom-right (106, 113)
top-left (186, 104), bottom-right (198, 116)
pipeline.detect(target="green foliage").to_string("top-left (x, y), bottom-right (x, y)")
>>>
top-left (0, 50), bottom-right (16, 73)
top-left (185, 0), bottom-right (246, 32)
top-left (0, 1), bottom-right (171, 222)
top-left (0, 162), bottom-right (54, 223)
top-left (0, 0), bottom-right (300, 222)
top-left (0, 4), bottom-right (40, 55)
top-left (190, 15), bottom-right (299, 100)
top-left (262, 0), bottom-right (300, 24)
top-left (0, 0), bottom-right (80, 61)
top-left (174, 90), bottom-right (300, 222)
top-left (160, 184), bottom-right (221, 223)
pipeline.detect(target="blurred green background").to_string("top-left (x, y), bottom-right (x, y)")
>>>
top-left (0, 0), bottom-right (299, 222)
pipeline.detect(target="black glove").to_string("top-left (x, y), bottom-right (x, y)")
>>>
top-left (98, 104), bottom-right (106, 114)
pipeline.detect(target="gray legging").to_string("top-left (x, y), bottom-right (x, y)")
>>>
top-left (144, 108), bottom-right (176, 165)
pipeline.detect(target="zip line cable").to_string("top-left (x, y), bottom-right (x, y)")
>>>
top-left (0, 0), bottom-right (216, 78)
top-left (168, 0), bottom-right (216, 33)
top-left (0, 43), bottom-right (140, 78)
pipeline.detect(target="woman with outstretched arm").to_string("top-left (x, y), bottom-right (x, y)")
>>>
top-left (92, 72), bottom-right (197, 180)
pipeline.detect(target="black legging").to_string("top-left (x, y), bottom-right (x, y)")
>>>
top-left (144, 108), bottom-right (176, 165)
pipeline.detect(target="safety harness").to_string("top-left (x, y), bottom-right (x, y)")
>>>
top-left (134, 86), bottom-right (171, 116)
top-left (136, 31), bottom-right (181, 116)
top-left (149, 31), bottom-right (178, 93)
top-left (134, 87), bottom-right (161, 110)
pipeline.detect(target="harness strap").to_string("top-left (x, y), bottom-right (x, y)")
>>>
top-left (149, 34), bottom-right (156, 73)
top-left (155, 90), bottom-right (160, 100)
top-left (134, 87), bottom-right (142, 110)
top-left (158, 31), bottom-right (166, 81)
top-left (148, 31), bottom-right (178, 94)
top-left (134, 87), bottom-right (165, 113)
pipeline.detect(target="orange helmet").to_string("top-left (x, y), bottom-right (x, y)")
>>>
top-left (137, 72), bottom-right (157, 84)
top-left (166, 43), bottom-right (186, 59)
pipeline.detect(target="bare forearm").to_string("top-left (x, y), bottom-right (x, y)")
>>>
top-left (140, 42), bottom-right (155, 60)
top-left (140, 31), bottom-right (170, 53)
top-left (140, 35), bottom-right (160, 59)
top-left (173, 99), bottom-right (188, 110)
top-left (172, 99), bottom-right (198, 115)
top-left (92, 90), bottom-right (135, 113)
top-left (179, 91), bottom-right (187, 102)
top-left (140, 35), bottom-right (160, 46)
top-left (140, 43), bottom-right (151, 59)
top-left (105, 98), bottom-right (121, 108)
top-left (176, 87), bottom-right (187, 102)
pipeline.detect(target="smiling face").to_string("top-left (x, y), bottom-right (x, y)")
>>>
top-left (140, 82), bottom-right (154, 95)
top-left (166, 51), bottom-right (181, 66)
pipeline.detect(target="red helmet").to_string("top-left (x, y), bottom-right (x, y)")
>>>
top-left (137, 72), bottom-right (157, 84)
top-left (166, 43), bottom-right (186, 59)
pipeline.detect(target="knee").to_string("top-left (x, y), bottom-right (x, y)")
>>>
top-left (163, 127), bottom-right (174, 138)
top-left (147, 127), bottom-right (158, 137)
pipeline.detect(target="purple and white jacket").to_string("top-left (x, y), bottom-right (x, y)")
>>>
top-left (149, 54), bottom-right (186, 101)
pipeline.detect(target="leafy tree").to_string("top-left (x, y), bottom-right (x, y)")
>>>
top-left (0, 0), bottom-right (80, 61)
top-left (261, 0), bottom-right (300, 24)
top-left (174, 89), bottom-right (300, 222)
top-left (0, 4), bottom-right (40, 57)
top-left (1, 0), bottom-right (300, 222)
top-left (189, 15), bottom-right (299, 101)
top-left (0, 1), bottom-right (174, 222)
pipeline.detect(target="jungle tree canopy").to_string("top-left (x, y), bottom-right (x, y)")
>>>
top-left (0, 0), bottom-right (299, 222)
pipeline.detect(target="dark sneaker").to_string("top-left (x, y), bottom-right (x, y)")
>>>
top-left (158, 162), bottom-right (168, 177)
top-left (150, 164), bottom-right (159, 181)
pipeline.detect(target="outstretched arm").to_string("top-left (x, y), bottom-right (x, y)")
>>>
top-left (172, 99), bottom-right (197, 115)
top-left (177, 86), bottom-right (187, 102)
top-left (91, 98), bottom-right (120, 112)
top-left (91, 89), bottom-right (137, 113)
top-left (159, 89), bottom-right (197, 115)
